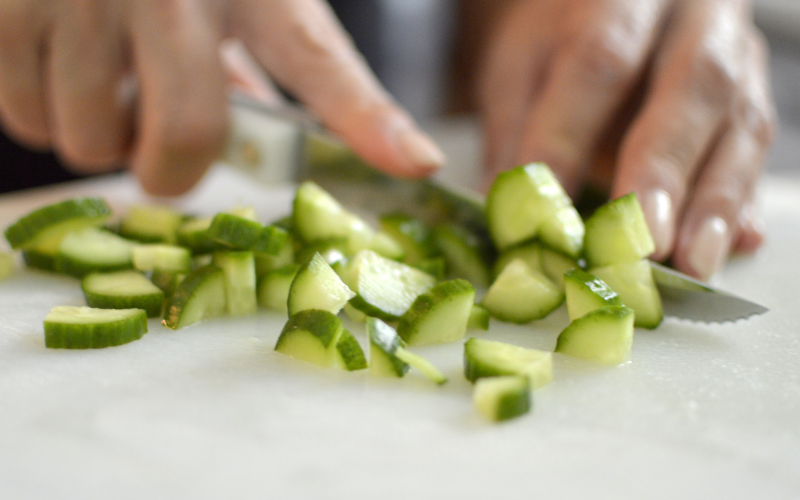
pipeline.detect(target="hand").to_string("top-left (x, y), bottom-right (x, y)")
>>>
top-left (478, 0), bottom-right (775, 280)
top-left (0, 0), bottom-right (444, 196)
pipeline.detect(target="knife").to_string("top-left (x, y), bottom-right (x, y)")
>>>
top-left (224, 92), bottom-right (768, 323)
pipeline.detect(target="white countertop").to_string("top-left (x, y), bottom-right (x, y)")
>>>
top-left (0, 165), bottom-right (798, 500)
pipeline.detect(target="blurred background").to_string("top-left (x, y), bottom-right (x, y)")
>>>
top-left (1, 0), bottom-right (798, 192)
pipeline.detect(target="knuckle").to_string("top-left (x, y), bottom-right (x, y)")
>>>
top-left (569, 28), bottom-right (640, 86)
top-left (735, 97), bottom-right (775, 148)
top-left (689, 47), bottom-right (738, 106)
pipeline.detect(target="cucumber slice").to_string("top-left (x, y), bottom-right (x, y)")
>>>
top-left (212, 251), bottom-right (257, 316)
top-left (481, 259), bottom-right (564, 324)
top-left (55, 228), bottom-right (135, 278)
top-left (162, 265), bottom-right (227, 329)
top-left (257, 264), bottom-right (300, 313)
top-left (394, 347), bottom-right (448, 385)
top-left (564, 268), bottom-right (621, 322)
top-left (151, 270), bottom-right (186, 299)
top-left (207, 213), bottom-right (289, 256)
top-left (367, 317), bottom-right (410, 378)
top-left (0, 251), bottom-right (14, 280)
top-left (339, 250), bottom-right (436, 321)
top-left (379, 212), bottom-right (438, 265)
top-left (397, 279), bottom-right (476, 346)
top-left (555, 305), bottom-right (635, 365)
top-left (254, 233), bottom-right (295, 277)
top-left (132, 244), bottom-right (193, 274)
top-left (583, 193), bottom-right (655, 268)
top-left (119, 205), bottom-right (184, 244)
top-left (539, 245), bottom-right (580, 291)
top-left (485, 163), bottom-right (571, 250)
top-left (343, 303), bottom-right (367, 323)
top-left (44, 306), bottom-right (147, 349)
top-left (537, 206), bottom-right (585, 259)
top-left (433, 224), bottom-right (491, 289)
top-left (176, 216), bottom-right (220, 255)
top-left (22, 248), bottom-right (57, 272)
top-left (335, 329), bottom-right (367, 371)
top-left (493, 242), bottom-right (544, 280)
top-left (467, 304), bottom-right (490, 330)
top-left (474, 375), bottom-right (531, 422)
top-left (463, 337), bottom-right (553, 389)
top-left (590, 259), bottom-right (663, 329)
top-left (82, 271), bottom-right (165, 317)
top-left (293, 181), bottom-right (374, 253)
top-left (274, 309), bottom-right (345, 368)
top-left (287, 252), bottom-right (355, 316)
top-left (5, 197), bottom-right (111, 251)
top-left (414, 257), bottom-right (446, 281)
top-left (294, 238), bottom-right (349, 268)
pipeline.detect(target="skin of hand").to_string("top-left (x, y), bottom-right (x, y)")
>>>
top-left (478, 0), bottom-right (776, 281)
top-left (0, 0), bottom-right (445, 196)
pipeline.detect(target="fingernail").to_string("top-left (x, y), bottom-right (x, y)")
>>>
top-left (395, 126), bottom-right (446, 175)
top-left (688, 216), bottom-right (730, 281)
top-left (640, 189), bottom-right (673, 259)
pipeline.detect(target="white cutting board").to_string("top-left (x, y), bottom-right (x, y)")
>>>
top-left (0, 166), bottom-right (798, 500)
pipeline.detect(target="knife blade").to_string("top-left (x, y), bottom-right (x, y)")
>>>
top-left (224, 93), bottom-right (768, 323)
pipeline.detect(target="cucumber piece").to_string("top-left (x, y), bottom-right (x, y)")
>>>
top-left (537, 206), bottom-right (585, 259)
top-left (335, 329), bottom-right (367, 371)
top-left (212, 251), bottom-right (257, 316)
top-left (207, 212), bottom-right (288, 256)
top-left (151, 270), bottom-right (186, 299)
top-left (474, 375), bottom-right (531, 422)
top-left (5, 197), bottom-right (111, 251)
top-left (369, 231), bottom-right (405, 261)
top-left (394, 347), bottom-right (448, 385)
top-left (467, 304), bottom-right (490, 330)
top-left (485, 163), bottom-right (572, 250)
top-left (555, 305), bottom-right (635, 365)
top-left (0, 251), bottom-right (14, 280)
top-left (287, 252), bottom-right (355, 316)
top-left (493, 242), bottom-right (544, 280)
top-left (44, 306), bottom-right (147, 349)
top-left (294, 238), bottom-right (349, 268)
top-left (274, 309), bottom-right (345, 368)
top-left (463, 337), bottom-right (553, 389)
top-left (132, 244), bottom-right (193, 274)
top-left (379, 212), bottom-right (438, 265)
top-left (22, 248), bottom-right (57, 272)
top-left (397, 279), bottom-right (476, 346)
top-left (367, 317), bottom-right (410, 378)
top-left (254, 233), bottom-right (295, 276)
top-left (414, 257), bottom-right (446, 281)
top-left (55, 228), bottom-right (135, 278)
top-left (583, 193), bottom-right (655, 268)
top-left (564, 268), bottom-right (621, 322)
top-left (481, 259), bottom-right (564, 324)
top-left (433, 224), bottom-right (491, 289)
top-left (539, 245), bottom-right (580, 291)
top-left (162, 265), bottom-right (227, 329)
top-left (82, 271), bottom-right (165, 317)
top-left (257, 264), bottom-right (300, 313)
top-left (175, 216), bottom-right (220, 255)
top-left (590, 259), bottom-right (663, 329)
top-left (339, 250), bottom-right (436, 321)
top-left (119, 205), bottom-right (184, 244)
top-left (343, 303), bottom-right (367, 323)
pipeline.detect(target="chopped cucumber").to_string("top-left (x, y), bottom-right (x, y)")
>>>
top-left (151, 270), bottom-right (186, 299)
top-left (539, 245), bottom-right (580, 291)
top-left (481, 259), bottom-right (563, 324)
top-left (463, 337), bottom-right (553, 389)
top-left (433, 224), bottom-right (491, 289)
top-left (339, 250), bottom-right (436, 321)
top-left (493, 242), bottom-right (544, 280)
top-left (55, 228), bottom-right (135, 278)
top-left (22, 248), bottom-right (57, 272)
top-left (474, 375), bottom-right (531, 422)
top-left (394, 348), bottom-right (448, 385)
top-left (207, 213), bottom-right (289, 256)
top-left (564, 268), bottom-right (621, 322)
top-left (537, 204), bottom-right (585, 259)
top-left (287, 252), bottom-right (355, 316)
top-left (175, 216), bottom-right (221, 255)
top-left (257, 264), bottom-right (300, 313)
top-left (162, 265), bottom-right (227, 329)
top-left (212, 251), bottom-right (257, 316)
top-left (132, 244), bottom-right (193, 274)
top-left (294, 238), bottom-right (349, 268)
top-left (583, 193), bottom-right (655, 268)
top-left (486, 163), bottom-right (572, 250)
top-left (367, 317), bottom-right (410, 378)
top-left (5, 197), bottom-right (111, 251)
top-left (274, 309), bottom-right (346, 368)
top-left (555, 305), bottom-right (635, 365)
top-left (379, 212), bottom-right (438, 265)
top-left (397, 279), bottom-right (476, 346)
top-left (414, 257), bottom-right (446, 281)
top-left (255, 232), bottom-right (295, 277)
top-left (335, 329), bottom-right (368, 371)
top-left (343, 303), bottom-right (367, 323)
top-left (467, 304), bottom-right (490, 330)
top-left (119, 205), bottom-right (183, 244)
top-left (590, 259), bottom-right (663, 329)
top-left (0, 251), bottom-right (14, 280)
top-left (82, 271), bottom-right (165, 317)
top-left (44, 306), bottom-right (147, 349)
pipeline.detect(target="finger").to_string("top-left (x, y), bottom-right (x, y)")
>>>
top-left (672, 29), bottom-right (775, 280)
top-left (221, 38), bottom-right (285, 106)
top-left (514, 0), bottom-right (666, 197)
top-left (232, 0), bottom-right (444, 179)
top-left (612, 1), bottom-right (745, 261)
top-left (0, 2), bottom-right (50, 147)
top-left (478, 0), bottom-right (555, 187)
top-left (732, 198), bottom-right (765, 254)
top-left (48, 3), bottom-right (130, 171)
top-left (129, 0), bottom-right (228, 196)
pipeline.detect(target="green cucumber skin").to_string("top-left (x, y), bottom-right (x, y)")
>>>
top-left (367, 318), bottom-right (409, 377)
top-left (5, 198), bottom-right (111, 250)
top-left (379, 212), bottom-right (438, 265)
top-left (433, 224), bottom-right (491, 289)
top-left (275, 309), bottom-right (343, 352)
top-left (162, 265), bottom-right (226, 330)
top-left (55, 255), bottom-right (132, 279)
top-left (336, 329), bottom-right (368, 371)
top-left (176, 217), bottom-right (224, 255)
top-left (564, 268), bottom-right (621, 321)
top-left (396, 279), bottom-right (476, 346)
top-left (82, 274), bottom-right (165, 318)
top-left (22, 249), bottom-right (57, 272)
top-left (118, 206), bottom-right (184, 244)
top-left (555, 305), bottom-right (635, 365)
top-left (463, 337), bottom-right (553, 389)
top-left (208, 213), bottom-right (289, 255)
top-left (414, 257), bottom-right (446, 281)
top-left (44, 309), bottom-right (148, 349)
top-left (474, 376), bottom-right (531, 422)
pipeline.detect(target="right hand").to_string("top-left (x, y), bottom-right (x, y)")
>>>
top-left (0, 0), bottom-right (445, 195)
